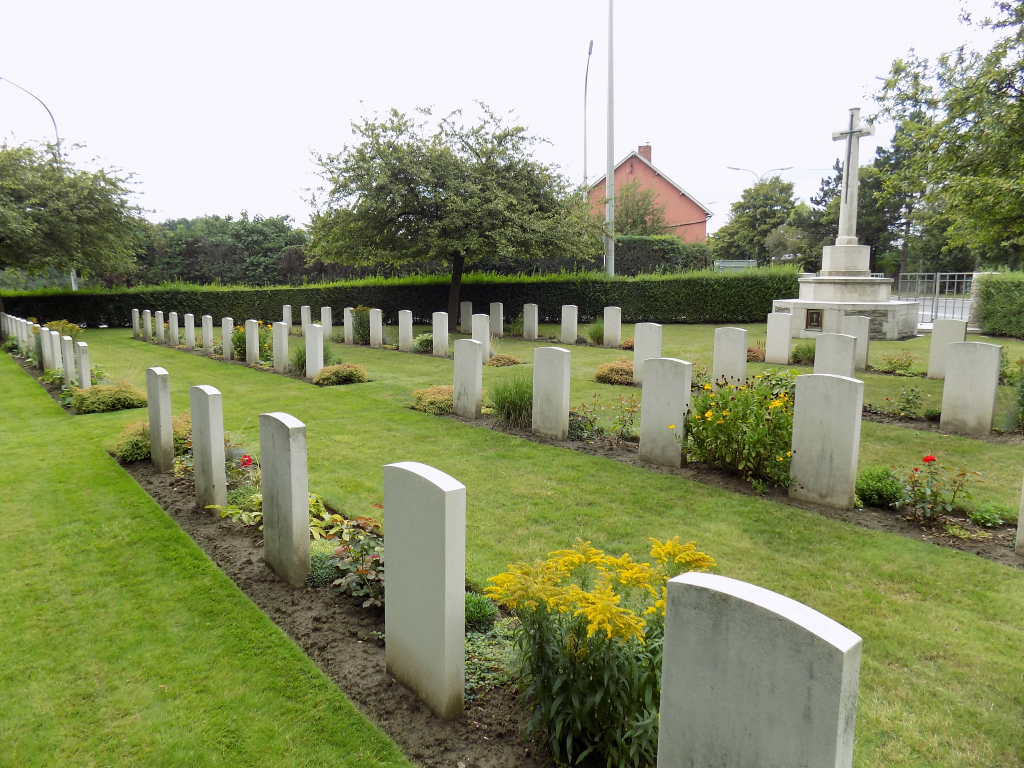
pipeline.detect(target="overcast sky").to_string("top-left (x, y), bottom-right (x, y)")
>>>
top-left (1, 0), bottom-right (1002, 233)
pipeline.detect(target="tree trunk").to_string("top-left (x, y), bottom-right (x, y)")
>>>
top-left (446, 253), bottom-right (465, 333)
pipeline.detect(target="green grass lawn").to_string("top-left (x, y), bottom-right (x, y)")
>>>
top-left (11, 325), bottom-right (1024, 768)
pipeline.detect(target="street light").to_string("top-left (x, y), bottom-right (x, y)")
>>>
top-left (727, 166), bottom-right (793, 184)
top-left (583, 40), bottom-right (593, 186)
top-left (604, 0), bottom-right (615, 276)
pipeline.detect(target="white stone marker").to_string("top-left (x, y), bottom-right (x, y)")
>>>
top-left (823, 306), bottom-right (844, 334)
top-left (604, 306), bottom-right (622, 348)
top-left (560, 305), bottom-right (578, 344)
top-left (398, 310), bottom-right (414, 352)
top-left (489, 302), bottom-right (503, 338)
top-left (659, 572), bottom-right (862, 768)
top-left (33, 325), bottom-right (44, 369)
top-left (306, 324), bottom-right (324, 379)
top-left (259, 412), bottom-right (310, 588)
top-left (321, 306), bottom-right (332, 342)
top-left (1017, 472), bottom-right (1024, 556)
top-left (190, 385), bottom-right (227, 511)
top-left (202, 315), bottom-right (214, 355)
top-left (222, 317), bottom-right (233, 360)
top-left (524, 303), bottom-right (539, 341)
top-left (48, 331), bottom-right (61, 373)
top-left (532, 346), bottom-right (570, 439)
top-left (283, 304), bottom-right (292, 328)
top-left (273, 321), bottom-right (288, 373)
top-left (60, 335), bottom-right (75, 385)
top-left (155, 311), bottom-right (165, 344)
top-left (453, 339), bottom-right (483, 419)
top-left (471, 313), bottom-right (490, 360)
top-left (146, 367), bottom-right (174, 472)
top-left (75, 342), bottom-right (91, 390)
top-left (432, 312), bottom-right (449, 357)
top-left (940, 342), bottom-right (1001, 435)
top-left (300, 305), bottom-right (311, 332)
top-left (639, 358), bottom-right (691, 468)
top-left (245, 319), bottom-right (259, 365)
top-left (928, 318), bottom-right (968, 380)
top-left (633, 322), bottom-right (663, 385)
top-left (814, 333), bottom-right (857, 379)
top-left (369, 308), bottom-right (383, 349)
top-left (343, 307), bottom-right (354, 345)
top-left (791, 373), bottom-right (863, 508)
top-left (132, 309), bottom-right (140, 339)
top-left (843, 315), bottom-right (871, 371)
top-left (184, 313), bottom-right (195, 350)
top-left (712, 327), bottom-right (748, 390)
top-left (765, 312), bottom-right (792, 365)
top-left (143, 310), bottom-right (152, 341)
top-left (168, 312), bottom-right (179, 347)
top-left (40, 325), bottom-right (53, 370)
top-left (383, 461), bottom-right (466, 721)
top-left (460, 301), bottom-right (473, 334)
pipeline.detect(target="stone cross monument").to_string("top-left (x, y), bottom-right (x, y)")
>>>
top-left (821, 107), bottom-right (875, 277)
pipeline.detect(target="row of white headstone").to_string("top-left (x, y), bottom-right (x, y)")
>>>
top-left (457, 301), bottom-right (624, 348)
top-left (1, 312), bottom-right (91, 389)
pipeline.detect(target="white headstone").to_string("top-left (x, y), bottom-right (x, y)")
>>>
top-left (260, 412), bottom-right (310, 588)
top-left (460, 301), bottom-right (473, 334)
top-left (532, 346), bottom-right (570, 439)
top-left (432, 312), bottom-right (449, 357)
top-left (940, 342), bottom-right (1001, 435)
top-left (245, 319), bottom-right (259, 365)
top-left (283, 305), bottom-right (292, 328)
top-left (791, 373), bottom-right (863, 508)
top-left (560, 305), bottom-right (578, 344)
top-left (453, 339), bottom-right (483, 419)
top-left (190, 385), bottom-right (227, 511)
top-left (842, 315), bottom-right (871, 371)
top-left (343, 307), bottom-right (354, 345)
top-left (523, 303), bottom-right (539, 341)
top-left (765, 312), bottom-right (792, 365)
top-left (369, 308), bottom-right (383, 349)
top-left (48, 331), bottom-right (61, 374)
top-left (321, 306), bottom-right (332, 343)
top-left (184, 313), bottom-right (195, 350)
top-left (168, 312), bottom-right (179, 347)
top-left (132, 309), bottom-right (140, 339)
top-left (155, 311), bottom-right (165, 344)
top-left (1017, 471), bottom-right (1024, 556)
top-left (75, 342), bottom-right (90, 390)
top-left (222, 317), bottom-right (233, 360)
top-left (60, 336), bottom-right (75, 385)
top-left (143, 310), bottom-right (152, 341)
top-left (489, 302), bottom-right (503, 338)
top-left (823, 307), bottom-right (844, 334)
top-left (273, 321), bottom-right (288, 373)
top-left (40, 325), bottom-right (53, 370)
top-left (471, 314), bottom-right (490, 359)
top-left (639, 358), bottom-right (691, 467)
top-left (814, 333), bottom-right (857, 379)
top-left (300, 305), bottom-right (311, 331)
top-left (383, 461), bottom-right (466, 721)
top-left (147, 367), bottom-right (174, 472)
top-left (633, 322), bottom-right (663, 385)
top-left (712, 327), bottom-right (748, 390)
top-left (202, 315), bottom-right (213, 355)
top-left (659, 572), bottom-right (862, 768)
top-left (604, 306), bottom-right (621, 348)
top-left (306, 324), bottom-right (324, 379)
top-left (398, 310), bottom-right (414, 352)
top-left (928, 318), bottom-right (968, 380)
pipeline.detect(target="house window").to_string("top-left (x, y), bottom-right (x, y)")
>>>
top-left (806, 309), bottom-right (822, 330)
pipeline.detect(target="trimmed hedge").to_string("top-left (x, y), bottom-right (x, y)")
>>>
top-left (613, 236), bottom-right (712, 275)
top-left (976, 272), bottom-right (1024, 338)
top-left (2, 269), bottom-right (800, 328)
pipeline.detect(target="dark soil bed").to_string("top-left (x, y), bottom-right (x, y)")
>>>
top-left (121, 460), bottom-right (553, 768)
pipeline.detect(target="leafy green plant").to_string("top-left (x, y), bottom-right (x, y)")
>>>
top-left (465, 618), bottom-right (517, 700)
top-left (506, 313), bottom-right (524, 336)
top-left (230, 321), bottom-right (272, 363)
top-left (586, 317), bottom-right (604, 345)
top-left (114, 422), bottom-right (153, 462)
top-left (412, 384), bottom-right (454, 415)
top-left (924, 407), bottom-right (942, 422)
top-left (605, 393), bottom-right (641, 444)
top-left (690, 365), bottom-right (712, 390)
top-left (412, 332), bottom-right (433, 353)
top-left (331, 516), bottom-right (385, 608)
top-left (2, 338), bottom-right (17, 352)
top-left (856, 466), bottom-right (904, 509)
top-left (488, 374), bottom-right (533, 429)
top-left (313, 363), bottom-right (368, 386)
top-left (43, 319), bottom-right (82, 339)
top-left (967, 503), bottom-right (1009, 528)
top-left (879, 350), bottom-right (917, 376)
top-left (484, 353), bottom-right (521, 367)
top-left (594, 357), bottom-right (634, 385)
top-left (352, 306), bottom-right (371, 345)
top-left (290, 343), bottom-right (305, 374)
top-left (901, 454), bottom-right (982, 523)
top-left (880, 386), bottom-right (923, 418)
top-left (568, 397), bottom-right (604, 441)
top-left (39, 368), bottom-right (64, 385)
top-left (465, 592), bottom-right (499, 633)
top-left (71, 383), bottom-right (147, 414)
top-left (306, 539), bottom-right (339, 588)
top-left (791, 340), bottom-right (815, 365)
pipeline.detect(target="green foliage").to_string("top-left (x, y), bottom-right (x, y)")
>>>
top-left (790, 340), bottom-right (815, 365)
top-left (967, 503), bottom-right (1009, 528)
top-left (856, 466), bottom-right (905, 509)
top-left (710, 176), bottom-right (797, 266)
top-left (43, 319), bottom-right (82, 339)
top-left (586, 317), bottom-right (604, 345)
top-left (977, 273), bottom-right (1024, 337)
top-left (506, 313), bottom-right (524, 336)
top-left (70, 382), bottom-right (147, 414)
top-left (690, 365), bottom-right (711, 390)
top-left (924, 407), bottom-right (942, 422)
top-left (604, 394), bottom-right (641, 445)
top-left (230, 321), bottom-right (272, 363)
top-left (289, 343), bottom-right (304, 374)
top-left (38, 368), bottom-right (64, 384)
top-left (900, 455), bottom-right (981, 523)
top-left (412, 384), bottom-right (454, 415)
top-left (331, 517), bottom-right (385, 609)
top-left (412, 332), bottom-right (433, 353)
top-left (464, 592), bottom-right (499, 634)
top-left (612, 236), bottom-right (713, 274)
top-left (312, 363), bottom-right (368, 386)
top-left (351, 306), bottom-right (371, 345)
top-left (880, 386), bottom-right (924, 418)
top-left (465, 618), bottom-right (517, 700)
top-left (594, 357), bottom-right (634, 385)
top-left (2, 337), bottom-right (17, 352)
top-left (610, 177), bottom-right (671, 236)
top-left (305, 539), bottom-right (339, 589)
top-left (568, 398), bottom-right (604, 442)
top-left (488, 374), bottom-right (533, 429)
top-left (879, 350), bottom-right (917, 376)
top-left (113, 421), bottom-right (152, 463)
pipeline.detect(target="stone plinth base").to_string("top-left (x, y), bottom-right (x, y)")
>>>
top-left (798, 275), bottom-right (892, 303)
top-left (772, 299), bottom-right (920, 341)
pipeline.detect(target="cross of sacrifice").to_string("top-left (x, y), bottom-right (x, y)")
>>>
top-left (831, 107), bottom-right (875, 246)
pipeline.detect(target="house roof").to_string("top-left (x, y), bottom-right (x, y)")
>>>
top-left (589, 151), bottom-right (714, 218)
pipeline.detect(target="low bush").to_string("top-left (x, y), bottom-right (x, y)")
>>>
top-left (332, 516), bottom-right (385, 608)
top-left (465, 592), bottom-right (499, 633)
top-left (586, 317), bottom-right (604, 345)
top-left (594, 357), bottom-right (634, 385)
top-left (691, 365), bottom-right (712, 390)
top-left (485, 354), bottom-right (522, 367)
top-left (487, 537), bottom-right (716, 768)
top-left (856, 466), bottom-right (904, 509)
top-left (621, 337), bottom-right (634, 350)
top-left (43, 319), bottom-right (82, 339)
top-left (412, 332), bottom-right (433, 353)
top-left (791, 340), bottom-right (815, 365)
top-left (968, 503), bottom-right (1010, 528)
top-left (352, 306), bottom-right (371, 345)
top-left (114, 422), bottom-right (152, 462)
top-left (746, 340), bottom-right (766, 362)
top-left (976, 271), bottom-right (1024, 337)
top-left (879, 350), bottom-right (917, 376)
top-left (313, 363), bottom-right (368, 386)
top-left (924, 408), bottom-right (942, 422)
top-left (488, 374), bottom-right (533, 429)
top-left (568, 399), bottom-right (604, 441)
top-left (231, 321), bottom-right (272, 363)
top-left (412, 384), bottom-right (454, 415)
top-left (899, 454), bottom-right (982, 523)
top-left (506, 313), bottom-right (524, 336)
top-left (306, 539), bottom-right (339, 588)
top-left (289, 344), bottom-right (304, 374)
top-left (71, 382), bottom-right (147, 414)
top-left (879, 386), bottom-right (923, 418)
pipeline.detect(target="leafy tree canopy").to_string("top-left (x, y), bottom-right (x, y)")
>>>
top-left (709, 176), bottom-right (796, 266)
top-left (610, 178), bottom-right (670, 236)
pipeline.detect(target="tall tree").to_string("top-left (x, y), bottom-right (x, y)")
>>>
top-left (710, 176), bottom-right (796, 266)
top-left (610, 178), bottom-right (670, 236)
top-left (308, 106), bottom-right (600, 328)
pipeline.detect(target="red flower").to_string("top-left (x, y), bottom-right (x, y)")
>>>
top-left (913, 468), bottom-right (919, 472)
top-left (240, 455), bottom-right (253, 468)
top-left (922, 455), bottom-right (937, 463)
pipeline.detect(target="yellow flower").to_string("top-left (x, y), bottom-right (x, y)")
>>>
top-left (769, 399), bottom-right (783, 409)
top-left (668, 424), bottom-right (675, 430)
top-left (703, 383), bottom-right (712, 390)
top-left (777, 456), bottom-right (783, 462)
top-left (705, 410), bottom-right (713, 420)
top-left (787, 450), bottom-right (792, 457)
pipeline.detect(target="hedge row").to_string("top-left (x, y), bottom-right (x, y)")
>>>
top-left (1, 269), bottom-right (801, 328)
top-left (976, 272), bottom-right (1024, 338)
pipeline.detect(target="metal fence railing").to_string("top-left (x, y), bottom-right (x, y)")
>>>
top-left (896, 272), bottom-right (973, 322)
top-left (713, 259), bottom-right (758, 273)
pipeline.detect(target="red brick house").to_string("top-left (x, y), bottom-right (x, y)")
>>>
top-left (588, 144), bottom-right (712, 242)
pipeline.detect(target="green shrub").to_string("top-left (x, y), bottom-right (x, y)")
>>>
top-left (879, 350), bottom-right (917, 376)
top-left (594, 357), bottom-right (634, 385)
top-left (412, 332), bottom-right (433, 353)
top-left (352, 306), bottom-right (371, 345)
top-left (71, 383), bottom-right (147, 414)
top-left (465, 592), bottom-right (499, 633)
top-left (488, 374), bottom-right (533, 429)
top-left (290, 343), bottom-right (305, 374)
top-left (43, 319), bottom-right (82, 339)
top-left (621, 336), bottom-right (634, 350)
top-left (412, 385), bottom-right (454, 415)
top-left (899, 454), bottom-right (981, 523)
top-left (231, 321), bottom-right (272, 363)
top-left (976, 272), bottom-right (1024, 337)
top-left (506, 313), bottom-right (524, 336)
top-left (880, 386), bottom-right (923, 418)
top-left (613, 235), bottom-right (713, 274)
top-left (691, 365), bottom-right (712, 390)
top-left (568, 399), bottom-right (603, 441)
top-left (586, 317), bottom-right (604, 345)
top-left (313, 363), bottom-right (367, 386)
top-left (331, 516), bottom-right (385, 608)
top-left (856, 466), bottom-right (904, 509)
top-left (791, 340), bottom-right (815, 365)
top-left (114, 422), bottom-right (152, 462)
top-left (306, 539), bottom-right (339, 588)
top-left (968, 503), bottom-right (1010, 528)
top-left (924, 408), bottom-right (942, 422)
top-left (484, 353), bottom-right (522, 367)
top-left (2, 338), bottom-right (17, 352)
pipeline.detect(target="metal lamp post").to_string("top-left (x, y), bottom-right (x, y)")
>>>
top-left (604, 0), bottom-right (615, 276)
top-left (727, 166), bottom-right (794, 184)
top-left (584, 40), bottom-right (593, 186)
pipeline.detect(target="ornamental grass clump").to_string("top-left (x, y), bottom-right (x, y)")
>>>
top-left (71, 382), bottom-right (148, 414)
top-left (313, 363), bottom-right (368, 386)
top-left (586, 317), bottom-right (604, 345)
top-left (685, 372), bottom-right (796, 492)
top-left (412, 384), bottom-right (454, 415)
top-left (488, 374), bottom-right (533, 429)
top-left (594, 357), bottom-right (634, 385)
top-left (352, 306), bottom-right (371, 345)
top-left (486, 538), bottom-right (716, 768)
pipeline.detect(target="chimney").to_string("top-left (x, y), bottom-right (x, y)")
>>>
top-left (638, 144), bottom-right (652, 162)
